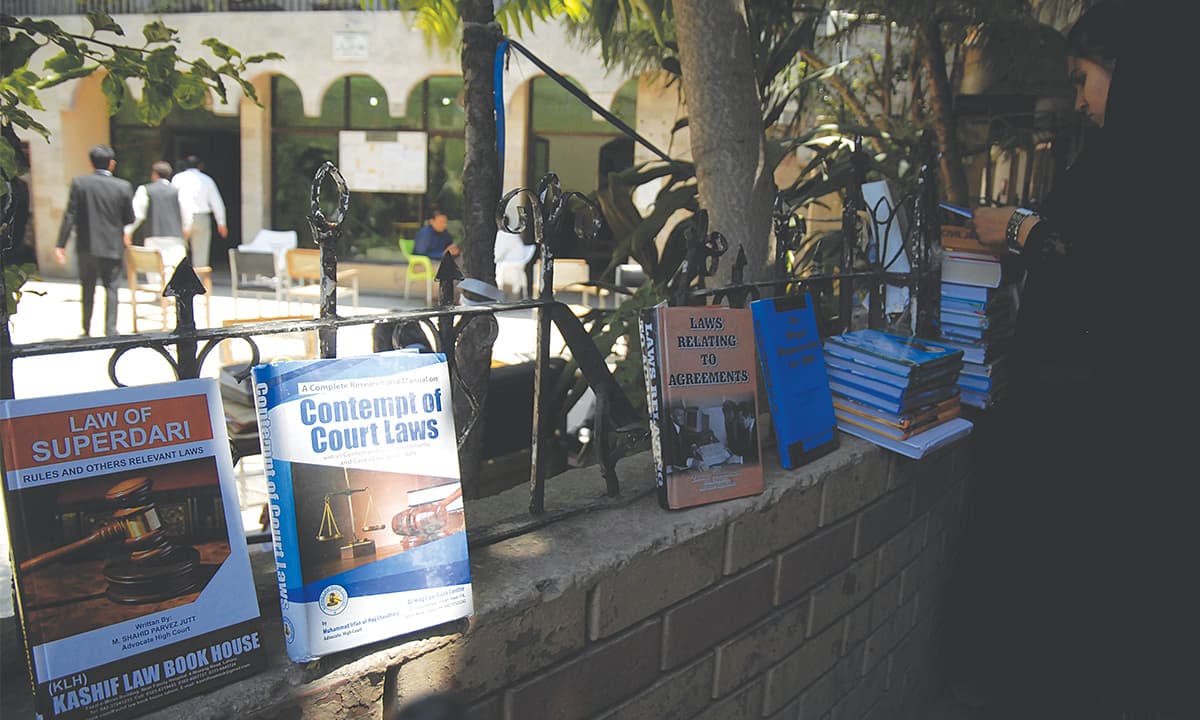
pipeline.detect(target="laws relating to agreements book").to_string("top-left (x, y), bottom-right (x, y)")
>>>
top-left (639, 302), bottom-right (764, 509)
top-left (250, 350), bottom-right (472, 662)
top-left (0, 378), bottom-right (265, 720)
top-left (749, 293), bottom-right (837, 470)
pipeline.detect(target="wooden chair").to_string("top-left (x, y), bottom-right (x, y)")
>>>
top-left (125, 246), bottom-right (169, 332)
top-left (398, 237), bottom-right (434, 306)
top-left (282, 248), bottom-right (359, 315)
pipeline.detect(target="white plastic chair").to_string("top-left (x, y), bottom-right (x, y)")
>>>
top-left (240, 229), bottom-right (298, 278)
top-left (494, 231), bottom-right (536, 298)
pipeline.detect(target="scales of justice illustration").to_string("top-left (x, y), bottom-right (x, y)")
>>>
top-left (316, 469), bottom-right (464, 558)
top-left (19, 476), bottom-right (205, 604)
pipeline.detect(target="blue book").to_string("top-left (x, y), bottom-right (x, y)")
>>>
top-left (956, 373), bottom-right (994, 393)
top-left (750, 294), bottom-right (838, 469)
top-left (823, 329), bottom-right (962, 384)
top-left (939, 306), bottom-right (1013, 330)
top-left (961, 358), bottom-right (1008, 379)
top-left (251, 351), bottom-right (473, 662)
top-left (825, 365), bottom-right (956, 402)
top-left (824, 352), bottom-right (908, 388)
top-left (940, 282), bottom-right (996, 303)
top-left (836, 416), bottom-right (974, 459)
top-left (829, 378), bottom-right (959, 415)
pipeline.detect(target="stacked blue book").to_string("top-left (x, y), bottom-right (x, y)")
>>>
top-left (823, 329), bottom-right (973, 459)
top-left (936, 281), bottom-right (1020, 409)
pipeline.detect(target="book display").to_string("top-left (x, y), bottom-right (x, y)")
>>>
top-left (250, 350), bottom-right (473, 662)
top-left (639, 302), bottom-right (764, 509)
top-left (939, 277), bottom-right (1021, 409)
top-left (941, 249), bottom-right (1021, 289)
top-left (823, 330), bottom-right (972, 458)
top-left (749, 293), bottom-right (837, 469)
top-left (0, 379), bottom-right (265, 720)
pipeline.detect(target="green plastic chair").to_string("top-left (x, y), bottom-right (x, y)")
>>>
top-left (399, 237), bottom-right (434, 306)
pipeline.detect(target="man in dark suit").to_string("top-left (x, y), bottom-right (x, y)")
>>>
top-left (725, 400), bottom-right (759, 464)
top-left (55, 145), bottom-right (135, 337)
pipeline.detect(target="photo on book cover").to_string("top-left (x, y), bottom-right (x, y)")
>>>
top-left (289, 463), bottom-right (465, 587)
top-left (9, 458), bottom-right (230, 646)
top-left (661, 394), bottom-right (760, 474)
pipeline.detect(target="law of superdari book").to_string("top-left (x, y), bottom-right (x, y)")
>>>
top-left (251, 350), bottom-right (472, 662)
top-left (0, 378), bottom-right (264, 720)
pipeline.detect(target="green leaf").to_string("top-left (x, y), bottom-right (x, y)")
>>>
top-left (86, 12), bottom-right (124, 36)
top-left (137, 85), bottom-right (173, 126)
top-left (245, 52), bottom-right (285, 64)
top-left (0, 141), bottom-right (17, 181)
top-left (145, 46), bottom-right (179, 82)
top-left (173, 74), bottom-right (208, 109)
top-left (202, 38), bottom-right (239, 61)
top-left (1, 33), bottom-right (38, 76)
top-left (189, 57), bottom-right (219, 82)
top-left (36, 63), bottom-right (99, 90)
top-left (43, 50), bottom-right (84, 74)
top-left (141, 20), bottom-right (177, 45)
top-left (100, 72), bottom-right (126, 114)
top-left (16, 19), bottom-right (63, 37)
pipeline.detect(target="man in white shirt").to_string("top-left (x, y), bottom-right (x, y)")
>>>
top-left (124, 160), bottom-right (187, 283)
top-left (171, 155), bottom-right (227, 267)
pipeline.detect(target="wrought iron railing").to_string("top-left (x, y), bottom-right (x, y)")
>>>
top-left (0, 138), bottom-right (943, 543)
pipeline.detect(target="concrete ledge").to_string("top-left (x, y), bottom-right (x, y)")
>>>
top-left (1, 433), bottom-right (972, 719)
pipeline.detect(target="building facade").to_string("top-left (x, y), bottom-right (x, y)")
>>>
top-left (16, 8), bottom-right (688, 287)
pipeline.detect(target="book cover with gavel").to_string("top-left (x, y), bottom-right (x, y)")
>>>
top-left (250, 349), bottom-right (472, 663)
top-left (0, 378), bottom-right (264, 720)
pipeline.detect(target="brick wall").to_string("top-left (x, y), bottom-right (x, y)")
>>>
top-left (0, 434), bottom-right (973, 720)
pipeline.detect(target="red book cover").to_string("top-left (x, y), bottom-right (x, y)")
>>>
top-left (638, 303), bottom-right (764, 509)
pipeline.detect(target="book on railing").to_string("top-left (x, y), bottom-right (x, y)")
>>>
top-left (833, 395), bottom-right (960, 434)
top-left (749, 293), bottom-right (837, 470)
top-left (0, 378), bottom-right (265, 720)
top-left (836, 415), bottom-right (974, 460)
top-left (250, 350), bottom-right (472, 662)
top-left (823, 329), bottom-right (963, 385)
top-left (638, 301), bottom-right (764, 510)
top-left (941, 249), bottom-right (1023, 288)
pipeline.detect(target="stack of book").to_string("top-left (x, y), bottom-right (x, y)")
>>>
top-left (823, 329), bottom-right (973, 459)
top-left (938, 225), bottom-right (1024, 410)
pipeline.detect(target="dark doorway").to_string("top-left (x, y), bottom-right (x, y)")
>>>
top-left (172, 132), bottom-right (241, 276)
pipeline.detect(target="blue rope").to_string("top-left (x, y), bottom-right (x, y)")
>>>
top-left (494, 39), bottom-right (675, 165)
top-left (494, 38), bottom-right (510, 169)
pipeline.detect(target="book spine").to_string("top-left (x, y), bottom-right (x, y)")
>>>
top-left (637, 308), bottom-right (670, 509)
top-left (750, 308), bottom-right (783, 466)
top-left (250, 367), bottom-right (313, 662)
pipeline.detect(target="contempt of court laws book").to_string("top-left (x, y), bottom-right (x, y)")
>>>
top-left (639, 302), bottom-right (764, 510)
top-left (0, 379), bottom-right (264, 720)
top-left (250, 350), bottom-right (472, 662)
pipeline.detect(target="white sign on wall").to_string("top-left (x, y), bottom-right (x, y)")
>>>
top-left (332, 32), bottom-right (369, 61)
top-left (338, 131), bottom-right (427, 194)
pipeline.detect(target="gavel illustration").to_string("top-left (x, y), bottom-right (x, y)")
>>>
top-left (20, 476), bottom-right (202, 604)
top-left (391, 486), bottom-right (463, 544)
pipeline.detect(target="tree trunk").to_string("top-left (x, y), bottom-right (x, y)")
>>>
top-left (916, 16), bottom-right (969, 205)
top-left (672, 0), bottom-right (775, 285)
top-left (456, 0), bottom-right (501, 495)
